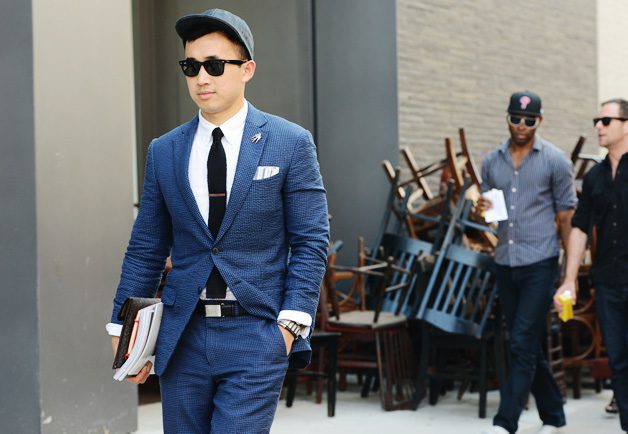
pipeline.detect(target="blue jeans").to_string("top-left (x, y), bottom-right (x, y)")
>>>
top-left (595, 283), bottom-right (628, 431)
top-left (493, 257), bottom-right (565, 433)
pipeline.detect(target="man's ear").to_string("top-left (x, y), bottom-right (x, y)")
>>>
top-left (242, 60), bottom-right (256, 83)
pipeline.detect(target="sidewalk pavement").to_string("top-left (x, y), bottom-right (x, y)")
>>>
top-left (137, 384), bottom-right (622, 433)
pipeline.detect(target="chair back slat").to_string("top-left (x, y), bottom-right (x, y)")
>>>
top-left (432, 259), bottom-right (454, 311)
top-left (377, 233), bottom-right (434, 317)
top-left (444, 261), bottom-right (465, 313)
top-left (400, 147), bottom-right (436, 201)
top-left (464, 267), bottom-right (484, 318)
top-left (469, 271), bottom-right (492, 321)
top-left (451, 263), bottom-right (473, 315)
top-left (459, 128), bottom-right (482, 187)
top-left (570, 135), bottom-right (586, 163)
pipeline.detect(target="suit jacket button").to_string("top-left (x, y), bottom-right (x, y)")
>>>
top-left (212, 247), bottom-right (221, 254)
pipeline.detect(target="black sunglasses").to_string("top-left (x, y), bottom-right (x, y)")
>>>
top-left (593, 116), bottom-right (628, 127)
top-left (178, 58), bottom-right (247, 77)
top-left (507, 114), bottom-right (539, 129)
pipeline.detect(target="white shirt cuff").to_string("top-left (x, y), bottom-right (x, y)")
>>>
top-left (106, 323), bottom-right (122, 337)
top-left (277, 310), bottom-right (312, 338)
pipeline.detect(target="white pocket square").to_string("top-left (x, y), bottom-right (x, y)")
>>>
top-left (253, 166), bottom-right (279, 181)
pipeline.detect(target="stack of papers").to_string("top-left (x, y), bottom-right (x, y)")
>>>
top-left (482, 189), bottom-right (508, 223)
top-left (113, 302), bottom-right (163, 381)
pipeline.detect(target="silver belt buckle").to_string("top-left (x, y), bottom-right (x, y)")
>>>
top-left (204, 304), bottom-right (222, 317)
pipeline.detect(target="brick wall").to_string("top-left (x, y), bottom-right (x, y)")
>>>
top-left (397, 0), bottom-right (597, 180)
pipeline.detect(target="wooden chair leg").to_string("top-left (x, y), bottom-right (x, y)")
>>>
top-left (412, 323), bottom-right (430, 410)
top-left (338, 368), bottom-right (347, 391)
top-left (595, 378), bottom-right (602, 393)
top-left (327, 335), bottom-right (338, 417)
top-left (479, 338), bottom-right (488, 418)
top-left (372, 374), bottom-right (380, 392)
top-left (361, 375), bottom-right (374, 398)
top-left (315, 348), bottom-right (325, 404)
top-left (572, 368), bottom-right (582, 399)
top-left (429, 378), bottom-right (440, 405)
top-left (457, 379), bottom-right (470, 400)
top-left (374, 327), bottom-right (416, 411)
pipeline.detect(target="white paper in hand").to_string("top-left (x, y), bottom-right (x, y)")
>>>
top-left (482, 189), bottom-right (508, 223)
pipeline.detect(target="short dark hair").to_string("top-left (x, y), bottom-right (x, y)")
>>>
top-left (182, 29), bottom-right (250, 60)
top-left (601, 98), bottom-right (628, 118)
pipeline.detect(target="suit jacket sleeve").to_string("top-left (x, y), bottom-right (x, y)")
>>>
top-left (281, 130), bottom-right (329, 322)
top-left (111, 141), bottom-right (173, 323)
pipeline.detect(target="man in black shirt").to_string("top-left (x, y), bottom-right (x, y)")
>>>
top-left (555, 98), bottom-right (628, 432)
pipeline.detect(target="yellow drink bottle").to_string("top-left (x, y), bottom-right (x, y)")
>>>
top-left (558, 290), bottom-right (574, 322)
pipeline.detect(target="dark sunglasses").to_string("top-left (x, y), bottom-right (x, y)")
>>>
top-left (593, 116), bottom-right (628, 127)
top-left (178, 58), bottom-right (247, 77)
top-left (507, 114), bottom-right (539, 129)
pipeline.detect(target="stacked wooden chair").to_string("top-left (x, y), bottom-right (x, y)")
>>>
top-left (411, 179), bottom-right (506, 418)
top-left (570, 136), bottom-right (602, 182)
top-left (321, 233), bottom-right (433, 410)
top-left (381, 128), bottom-right (496, 254)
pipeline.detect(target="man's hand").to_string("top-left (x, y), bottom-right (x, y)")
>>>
top-left (554, 281), bottom-right (577, 313)
top-left (111, 336), bottom-right (152, 384)
top-left (476, 196), bottom-right (493, 214)
top-left (277, 325), bottom-right (295, 355)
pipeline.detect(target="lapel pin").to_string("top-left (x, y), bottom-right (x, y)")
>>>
top-left (251, 132), bottom-right (261, 143)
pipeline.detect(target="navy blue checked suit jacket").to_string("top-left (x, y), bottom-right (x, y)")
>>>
top-left (111, 103), bottom-right (330, 374)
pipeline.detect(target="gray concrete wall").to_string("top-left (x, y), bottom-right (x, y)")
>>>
top-left (598, 0), bottom-right (628, 102)
top-left (315, 0), bottom-right (399, 256)
top-left (0, 0), bottom-right (40, 432)
top-left (32, 1), bottom-right (138, 432)
top-left (397, 0), bottom-right (598, 182)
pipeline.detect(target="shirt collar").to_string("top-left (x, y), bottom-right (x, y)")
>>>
top-left (602, 151), bottom-right (628, 167)
top-left (499, 135), bottom-right (544, 153)
top-left (196, 100), bottom-right (249, 145)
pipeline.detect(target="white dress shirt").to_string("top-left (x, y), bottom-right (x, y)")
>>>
top-left (192, 100), bottom-right (246, 301)
top-left (107, 101), bottom-right (310, 338)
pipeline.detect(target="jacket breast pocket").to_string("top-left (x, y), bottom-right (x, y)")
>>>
top-left (251, 173), bottom-right (282, 190)
top-left (246, 176), bottom-right (283, 213)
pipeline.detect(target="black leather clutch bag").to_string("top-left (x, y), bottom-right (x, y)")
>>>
top-left (112, 297), bottom-right (160, 369)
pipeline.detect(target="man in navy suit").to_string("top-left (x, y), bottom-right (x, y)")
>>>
top-left (107, 8), bottom-right (329, 433)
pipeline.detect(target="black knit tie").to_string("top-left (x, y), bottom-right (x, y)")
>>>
top-left (205, 127), bottom-right (227, 298)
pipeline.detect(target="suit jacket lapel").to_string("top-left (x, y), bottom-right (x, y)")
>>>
top-left (173, 116), bottom-right (212, 239)
top-left (217, 105), bottom-right (268, 242)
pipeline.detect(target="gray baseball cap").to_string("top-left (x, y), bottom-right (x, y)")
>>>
top-left (175, 9), bottom-right (254, 60)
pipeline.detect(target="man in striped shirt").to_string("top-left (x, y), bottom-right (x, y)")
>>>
top-left (478, 91), bottom-right (577, 434)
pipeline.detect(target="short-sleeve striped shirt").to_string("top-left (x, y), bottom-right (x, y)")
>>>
top-left (480, 136), bottom-right (577, 267)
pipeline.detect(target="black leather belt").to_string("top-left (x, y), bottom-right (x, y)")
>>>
top-left (196, 301), bottom-right (249, 317)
